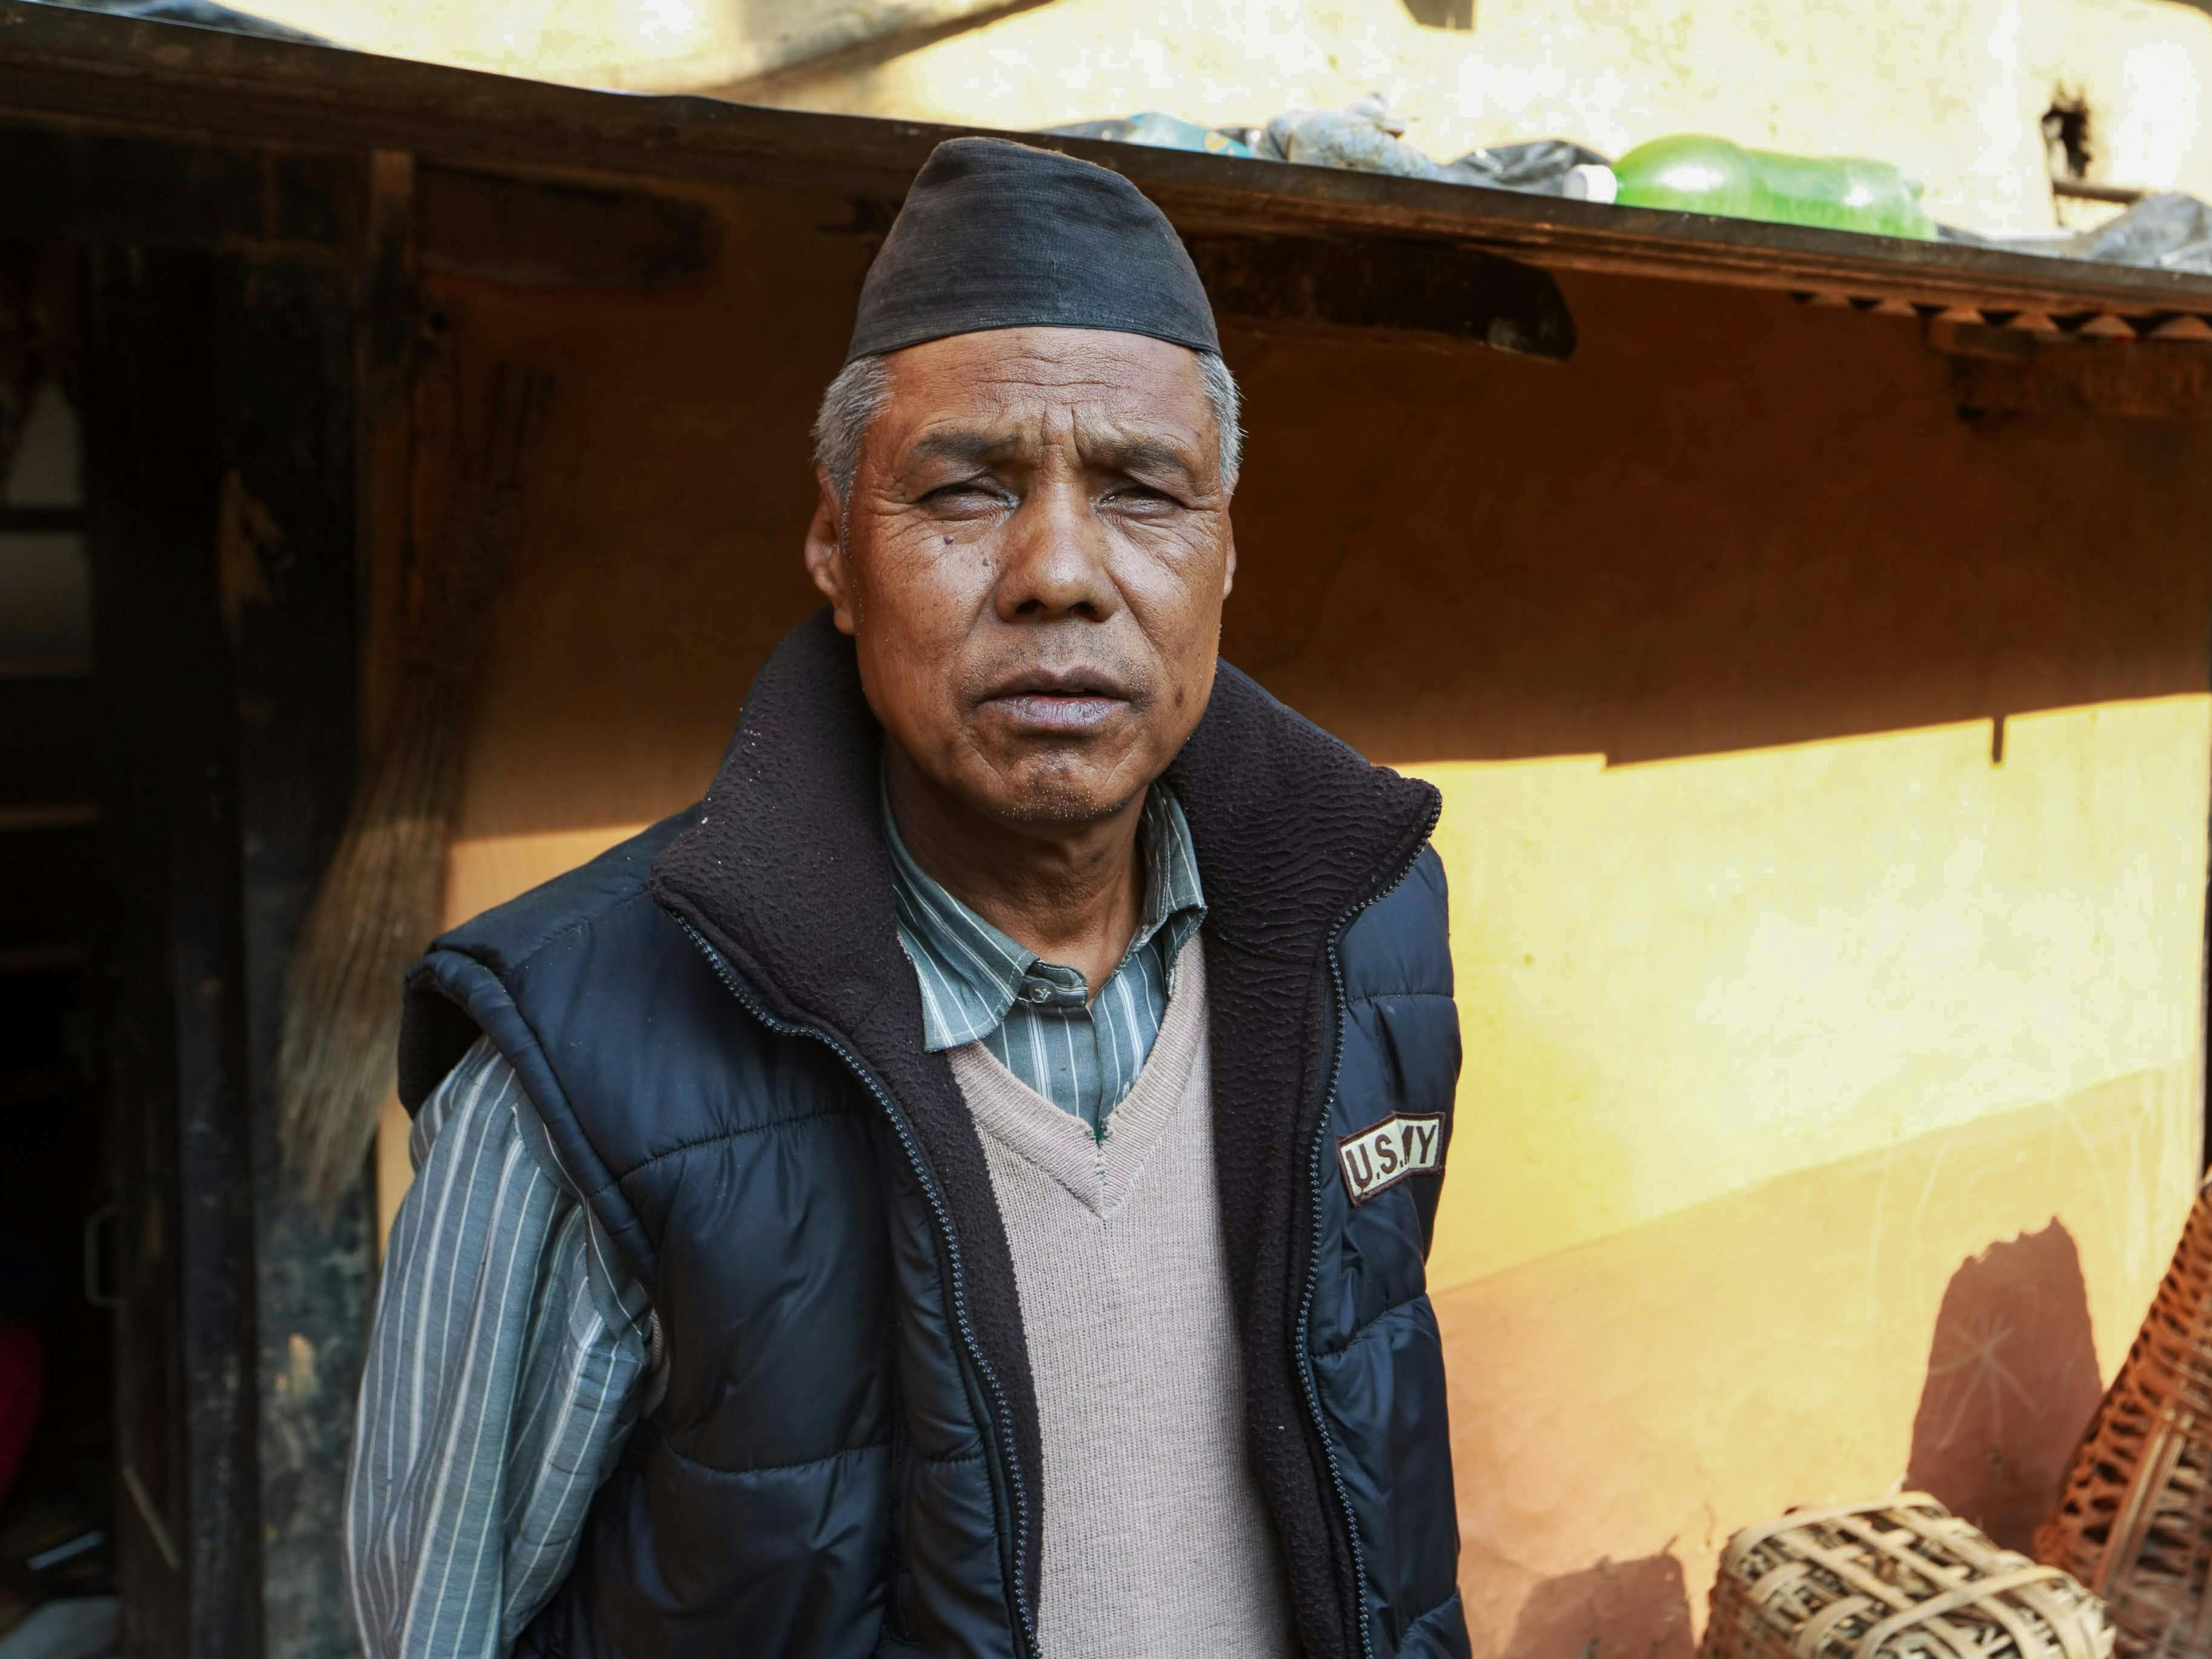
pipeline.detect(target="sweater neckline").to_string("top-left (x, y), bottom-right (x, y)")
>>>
top-left (949, 939), bottom-right (1210, 1220)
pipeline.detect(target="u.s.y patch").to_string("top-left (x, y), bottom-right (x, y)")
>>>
top-left (1337, 1113), bottom-right (1445, 1204)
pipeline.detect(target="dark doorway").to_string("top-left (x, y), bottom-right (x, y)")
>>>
top-left (0, 244), bottom-right (121, 1655)
top-left (0, 224), bottom-right (375, 1659)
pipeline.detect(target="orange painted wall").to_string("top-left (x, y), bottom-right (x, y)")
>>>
top-left (377, 175), bottom-right (2212, 1651)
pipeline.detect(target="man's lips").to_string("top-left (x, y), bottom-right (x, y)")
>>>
top-left (978, 669), bottom-right (1134, 734)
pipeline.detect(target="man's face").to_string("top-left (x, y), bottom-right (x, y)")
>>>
top-left (804, 326), bottom-right (1235, 830)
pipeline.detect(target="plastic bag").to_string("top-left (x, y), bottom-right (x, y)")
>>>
top-left (2065, 192), bottom-right (2212, 275)
top-left (1121, 112), bottom-right (1257, 158)
top-left (1260, 96), bottom-right (1440, 179)
top-left (1438, 139), bottom-right (1611, 195)
top-left (1939, 191), bottom-right (2212, 275)
top-left (1041, 116), bottom-right (1261, 159)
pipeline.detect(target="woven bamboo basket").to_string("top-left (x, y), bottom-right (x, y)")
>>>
top-left (2036, 1180), bottom-right (2212, 1657)
top-left (1704, 1495), bottom-right (2113, 1659)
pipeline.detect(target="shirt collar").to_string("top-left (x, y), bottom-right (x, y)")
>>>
top-left (883, 780), bottom-right (1208, 1053)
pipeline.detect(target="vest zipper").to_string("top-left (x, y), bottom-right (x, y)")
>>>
top-left (672, 916), bottom-right (1041, 1659)
top-left (1298, 806), bottom-right (1442, 1659)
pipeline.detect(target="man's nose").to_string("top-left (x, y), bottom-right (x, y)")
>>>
top-left (993, 478), bottom-right (1119, 622)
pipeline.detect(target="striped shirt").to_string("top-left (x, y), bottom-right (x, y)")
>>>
top-left (344, 785), bottom-right (1206, 1657)
top-left (886, 782), bottom-right (1207, 1132)
top-left (344, 1043), bottom-right (655, 1657)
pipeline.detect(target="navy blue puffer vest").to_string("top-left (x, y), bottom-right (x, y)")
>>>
top-left (399, 613), bottom-right (1470, 1659)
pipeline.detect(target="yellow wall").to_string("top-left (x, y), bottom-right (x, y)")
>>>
top-left (236, 0), bottom-right (2212, 233)
top-left (1418, 708), bottom-right (2207, 1649)
top-left (1425, 702), bottom-right (2211, 1285)
top-left (371, 171), bottom-right (2212, 1648)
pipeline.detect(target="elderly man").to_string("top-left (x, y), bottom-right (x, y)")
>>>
top-left (346, 137), bottom-right (1467, 1659)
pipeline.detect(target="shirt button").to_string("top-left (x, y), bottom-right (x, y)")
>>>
top-left (1023, 984), bottom-right (1053, 1004)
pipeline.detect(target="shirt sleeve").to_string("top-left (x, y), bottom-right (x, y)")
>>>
top-left (344, 1037), bottom-right (654, 1657)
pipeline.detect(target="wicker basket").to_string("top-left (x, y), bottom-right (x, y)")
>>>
top-left (1705, 1495), bottom-right (2113, 1659)
top-left (2036, 1181), bottom-right (2212, 1657)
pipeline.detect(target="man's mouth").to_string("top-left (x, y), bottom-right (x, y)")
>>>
top-left (978, 668), bottom-right (1134, 734)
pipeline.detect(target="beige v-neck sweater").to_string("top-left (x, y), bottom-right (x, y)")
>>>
top-left (946, 942), bottom-right (1297, 1658)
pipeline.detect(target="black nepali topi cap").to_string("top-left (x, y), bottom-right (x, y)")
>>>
top-left (845, 136), bottom-right (1220, 363)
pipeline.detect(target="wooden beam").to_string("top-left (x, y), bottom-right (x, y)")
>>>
top-left (416, 162), bottom-right (722, 290)
top-left (7, 3), bottom-right (2212, 324)
top-left (1928, 319), bottom-right (2212, 417)
top-left (1186, 231), bottom-right (1576, 360)
top-left (209, 251), bottom-right (378, 1659)
top-left (604, 0), bottom-right (1037, 96)
top-left (79, 232), bottom-right (378, 1659)
top-left (355, 149), bottom-right (414, 759)
top-left (81, 241), bottom-right (264, 1659)
top-left (2052, 176), bottom-right (2145, 205)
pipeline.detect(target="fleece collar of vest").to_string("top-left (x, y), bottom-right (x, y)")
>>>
top-left (650, 608), bottom-right (1438, 1034)
top-left (646, 606), bottom-right (1440, 1659)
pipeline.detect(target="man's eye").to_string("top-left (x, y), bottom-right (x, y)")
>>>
top-left (924, 481), bottom-right (1005, 507)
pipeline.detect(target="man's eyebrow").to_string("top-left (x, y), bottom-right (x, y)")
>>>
top-left (1088, 435), bottom-right (1201, 483)
top-left (900, 427), bottom-right (1202, 481)
top-left (903, 431), bottom-right (1016, 469)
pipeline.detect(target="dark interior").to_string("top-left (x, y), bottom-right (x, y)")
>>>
top-left (0, 242), bottom-right (120, 1649)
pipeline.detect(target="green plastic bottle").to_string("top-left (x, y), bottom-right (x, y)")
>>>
top-left (1605, 135), bottom-right (1938, 240)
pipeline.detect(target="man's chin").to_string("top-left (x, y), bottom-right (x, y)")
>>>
top-left (979, 759), bottom-right (1151, 830)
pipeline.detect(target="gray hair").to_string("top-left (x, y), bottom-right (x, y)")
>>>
top-left (811, 346), bottom-right (1244, 503)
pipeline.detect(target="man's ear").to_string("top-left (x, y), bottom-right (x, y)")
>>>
top-left (803, 468), bottom-right (859, 635)
top-left (1221, 528), bottom-right (1237, 602)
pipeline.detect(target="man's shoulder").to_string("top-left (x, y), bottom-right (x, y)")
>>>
top-left (1339, 842), bottom-right (1453, 1002)
top-left (432, 808), bottom-right (700, 975)
top-left (398, 808), bottom-right (703, 1111)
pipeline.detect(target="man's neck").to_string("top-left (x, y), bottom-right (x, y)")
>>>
top-left (884, 745), bottom-right (1147, 997)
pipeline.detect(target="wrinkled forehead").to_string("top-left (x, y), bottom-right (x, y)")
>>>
top-left (877, 326), bottom-right (1214, 457)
